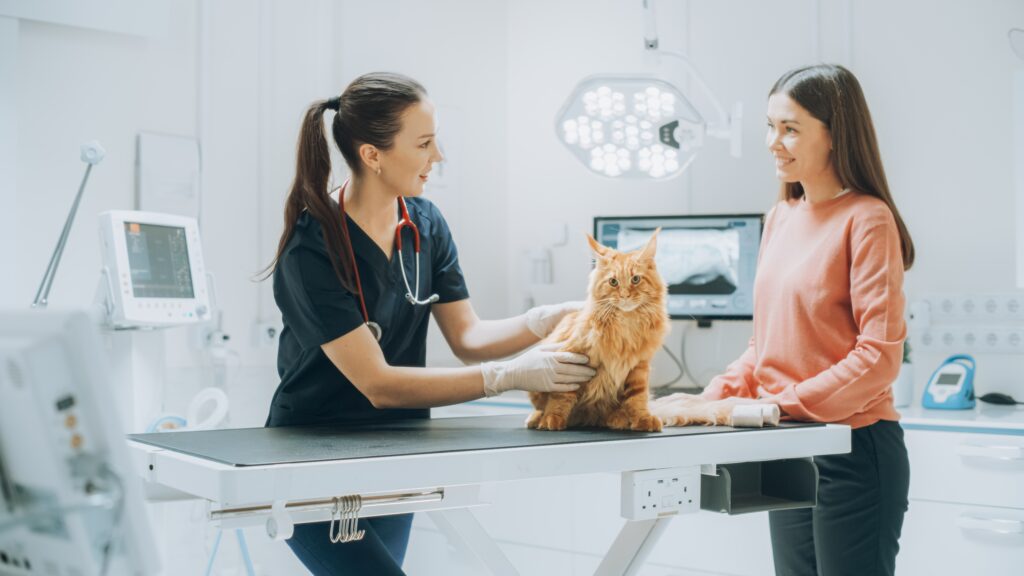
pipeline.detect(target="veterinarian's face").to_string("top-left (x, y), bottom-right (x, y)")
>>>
top-left (765, 93), bottom-right (833, 184)
top-left (375, 99), bottom-right (444, 197)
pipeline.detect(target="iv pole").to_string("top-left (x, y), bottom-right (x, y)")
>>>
top-left (32, 140), bottom-right (106, 308)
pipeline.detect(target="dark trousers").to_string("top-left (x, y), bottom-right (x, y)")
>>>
top-left (769, 419), bottom-right (910, 576)
top-left (285, 513), bottom-right (413, 575)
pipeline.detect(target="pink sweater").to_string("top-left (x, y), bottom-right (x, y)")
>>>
top-left (702, 192), bottom-right (906, 429)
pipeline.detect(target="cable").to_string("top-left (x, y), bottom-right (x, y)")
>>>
top-left (0, 494), bottom-right (116, 534)
top-left (680, 320), bottom-right (697, 387)
top-left (655, 343), bottom-right (685, 388)
top-left (654, 322), bottom-right (690, 388)
top-left (96, 463), bottom-right (125, 576)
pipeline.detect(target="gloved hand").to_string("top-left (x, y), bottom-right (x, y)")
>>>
top-left (481, 343), bottom-right (596, 397)
top-left (524, 300), bottom-right (586, 338)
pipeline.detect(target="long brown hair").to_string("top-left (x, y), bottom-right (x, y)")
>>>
top-left (258, 72), bottom-right (427, 289)
top-left (770, 64), bottom-right (915, 270)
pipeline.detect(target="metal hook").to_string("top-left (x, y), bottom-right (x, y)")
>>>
top-left (328, 497), bottom-right (342, 543)
top-left (327, 494), bottom-right (366, 544)
top-left (341, 496), bottom-right (353, 543)
top-left (350, 494), bottom-right (365, 542)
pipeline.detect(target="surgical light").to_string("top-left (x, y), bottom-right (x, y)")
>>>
top-left (557, 77), bottom-right (704, 179)
top-left (556, 0), bottom-right (742, 180)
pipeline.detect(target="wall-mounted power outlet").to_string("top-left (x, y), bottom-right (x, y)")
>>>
top-left (254, 321), bottom-right (282, 348)
top-left (620, 466), bottom-right (700, 520)
top-left (920, 292), bottom-right (1024, 323)
top-left (910, 292), bottom-right (1024, 355)
top-left (913, 326), bottom-right (1024, 355)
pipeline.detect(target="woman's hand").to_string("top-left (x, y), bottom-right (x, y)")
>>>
top-left (649, 392), bottom-right (782, 427)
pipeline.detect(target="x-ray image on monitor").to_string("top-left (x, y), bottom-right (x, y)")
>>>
top-left (594, 214), bottom-right (763, 321)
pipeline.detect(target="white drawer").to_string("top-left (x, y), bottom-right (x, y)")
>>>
top-left (897, 500), bottom-right (1024, 576)
top-left (905, 429), bottom-right (1024, 508)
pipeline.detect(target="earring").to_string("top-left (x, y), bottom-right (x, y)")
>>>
top-left (375, 166), bottom-right (381, 176)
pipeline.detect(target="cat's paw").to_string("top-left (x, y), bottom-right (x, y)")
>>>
top-left (525, 411), bottom-right (543, 429)
top-left (537, 413), bottom-right (568, 431)
top-left (604, 412), bottom-right (631, 430)
top-left (630, 413), bottom-right (663, 432)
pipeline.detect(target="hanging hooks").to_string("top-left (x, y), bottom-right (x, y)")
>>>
top-left (328, 495), bottom-right (365, 544)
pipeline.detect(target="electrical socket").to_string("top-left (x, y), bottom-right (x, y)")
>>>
top-left (254, 321), bottom-right (282, 347)
top-left (921, 292), bottom-right (1024, 323)
top-left (621, 466), bottom-right (700, 520)
top-left (913, 326), bottom-right (1024, 354)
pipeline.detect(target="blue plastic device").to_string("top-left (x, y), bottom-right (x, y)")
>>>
top-left (922, 354), bottom-right (976, 410)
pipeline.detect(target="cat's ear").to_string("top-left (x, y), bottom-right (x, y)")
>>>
top-left (639, 227), bottom-right (660, 261)
top-left (586, 233), bottom-right (610, 258)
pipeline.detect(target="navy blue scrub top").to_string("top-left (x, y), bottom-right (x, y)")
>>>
top-left (267, 197), bottom-right (469, 428)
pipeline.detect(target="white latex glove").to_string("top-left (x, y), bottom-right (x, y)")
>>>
top-left (524, 300), bottom-right (586, 338)
top-left (481, 343), bottom-right (596, 397)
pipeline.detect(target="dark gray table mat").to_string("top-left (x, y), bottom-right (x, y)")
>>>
top-left (129, 414), bottom-right (823, 467)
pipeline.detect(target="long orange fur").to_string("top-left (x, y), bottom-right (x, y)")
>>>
top-left (527, 230), bottom-right (669, 432)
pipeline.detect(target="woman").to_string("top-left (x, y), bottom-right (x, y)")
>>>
top-left (652, 64), bottom-right (913, 576)
top-left (263, 72), bottom-right (595, 575)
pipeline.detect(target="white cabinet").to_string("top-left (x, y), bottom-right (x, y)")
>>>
top-left (897, 500), bottom-right (1024, 575)
top-left (904, 429), bottom-right (1024, 508)
top-left (897, 426), bottom-right (1024, 575)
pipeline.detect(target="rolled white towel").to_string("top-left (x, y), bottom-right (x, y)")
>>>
top-left (761, 404), bottom-right (781, 427)
top-left (730, 404), bottom-right (765, 428)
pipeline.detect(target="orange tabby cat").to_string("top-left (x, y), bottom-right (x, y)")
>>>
top-left (527, 230), bottom-right (669, 432)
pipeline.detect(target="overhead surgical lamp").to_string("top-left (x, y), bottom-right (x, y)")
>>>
top-left (556, 0), bottom-right (742, 180)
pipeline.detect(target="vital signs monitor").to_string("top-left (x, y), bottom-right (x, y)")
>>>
top-left (98, 210), bottom-right (210, 328)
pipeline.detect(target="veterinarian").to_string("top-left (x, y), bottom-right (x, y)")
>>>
top-left (652, 64), bottom-right (913, 576)
top-left (262, 71), bottom-right (593, 575)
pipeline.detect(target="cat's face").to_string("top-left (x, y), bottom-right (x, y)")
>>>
top-left (586, 230), bottom-right (666, 312)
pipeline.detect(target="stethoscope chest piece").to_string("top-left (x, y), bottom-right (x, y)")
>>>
top-left (367, 321), bottom-right (382, 342)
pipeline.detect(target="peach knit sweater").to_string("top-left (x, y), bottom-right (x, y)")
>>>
top-left (702, 192), bottom-right (906, 429)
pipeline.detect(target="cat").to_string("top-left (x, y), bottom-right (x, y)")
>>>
top-left (526, 230), bottom-right (669, 432)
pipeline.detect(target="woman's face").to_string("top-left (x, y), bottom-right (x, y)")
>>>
top-left (379, 99), bottom-right (444, 197)
top-left (765, 92), bottom-right (833, 184)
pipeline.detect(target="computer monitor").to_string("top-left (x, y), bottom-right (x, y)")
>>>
top-left (0, 309), bottom-right (158, 575)
top-left (593, 214), bottom-right (764, 322)
top-left (98, 211), bottom-right (210, 328)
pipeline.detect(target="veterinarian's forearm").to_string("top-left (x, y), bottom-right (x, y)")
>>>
top-left (456, 316), bottom-right (540, 363)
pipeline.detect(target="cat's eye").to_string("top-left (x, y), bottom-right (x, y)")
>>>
top-left (609, 278), bottom-right (619, 287)
top-left (631, 275), bottom-right (641, 285)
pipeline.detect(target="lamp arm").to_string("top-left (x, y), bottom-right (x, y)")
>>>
top-left (642, 0), bottom-right (659, 50)
top-left (651, 49), bottom-right (729, 131)
top-left (640, 0), bottom-right (730, 131)
top-left (33, 164), bottom-right (94, 308)
top-left (32, 141), bottom-right (105, 308)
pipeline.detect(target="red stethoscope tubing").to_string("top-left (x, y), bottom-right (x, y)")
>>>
top-left (337, 180), bottom-right (437, 341)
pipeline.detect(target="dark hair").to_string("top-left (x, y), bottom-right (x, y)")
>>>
top-left (258, 72), bottom-right (426, 289)
top-left (770, 64), bottom-right (915, 270)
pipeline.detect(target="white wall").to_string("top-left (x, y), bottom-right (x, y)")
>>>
top-left (505, 0), bottom-right (824, 387)
top-left (853, 0), bottom-right (1024, 398)
top-left (333, 0), bottom-right (511, 367)
top-left (506, 0), bottom-right (1024, 395)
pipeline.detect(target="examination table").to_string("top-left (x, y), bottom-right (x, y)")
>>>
top-left (128, 414), bottom-right (850, 575)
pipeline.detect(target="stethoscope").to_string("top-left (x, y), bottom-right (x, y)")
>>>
top-left (338, 180), bottom-right (438, 342)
